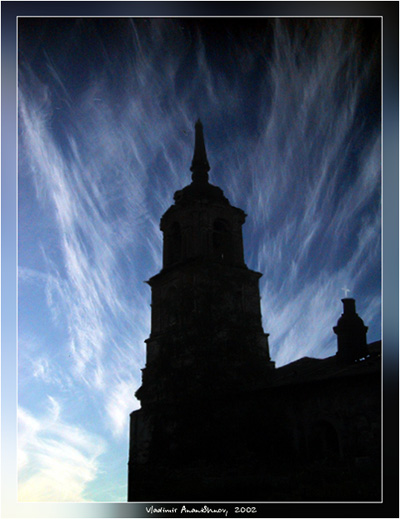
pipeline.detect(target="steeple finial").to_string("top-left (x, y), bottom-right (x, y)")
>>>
top-left (190, 119), bottom-right (210, 183)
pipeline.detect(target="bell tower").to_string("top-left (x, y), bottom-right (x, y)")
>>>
top-left (135, 120), bottom-right (274, 406)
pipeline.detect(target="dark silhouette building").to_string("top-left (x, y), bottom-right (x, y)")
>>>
top-left (128, 121), bottom-right (381, 502)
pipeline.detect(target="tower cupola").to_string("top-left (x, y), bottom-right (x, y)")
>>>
top-left (333, 298), bottom-right (369, 364)
top-left (160, 121), bottom-right (247, 269)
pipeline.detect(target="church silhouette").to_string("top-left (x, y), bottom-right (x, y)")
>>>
top-left (128, 121), bottom-right (381, 502)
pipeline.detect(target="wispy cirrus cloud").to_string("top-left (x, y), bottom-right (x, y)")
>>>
top-left (18, 18), bottom-right (380, 500)
top-left (19, 82), bottom-right (148, 392)
top-left (104, 375), bottom-right (141, 438)
top-left (18, 397), bottom-right (106, 502)
top-left (232, 20), bottom-right (381, 366)
top-left (18, 14), bottom-right (381, 405)
top-left (19, 55), bottom-right (159, 444)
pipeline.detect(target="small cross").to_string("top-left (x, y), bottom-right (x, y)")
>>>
top-left (341, 286), bottom-right (351, 297)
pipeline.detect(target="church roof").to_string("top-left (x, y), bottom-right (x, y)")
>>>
top-left (269, 342), bottom-right (381, 388)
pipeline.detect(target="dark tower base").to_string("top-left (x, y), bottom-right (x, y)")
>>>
top-left (128, 357), bottom-right (381, 502)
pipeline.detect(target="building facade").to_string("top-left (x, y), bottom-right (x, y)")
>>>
top-left (128, 122), bottom-right (381, 501)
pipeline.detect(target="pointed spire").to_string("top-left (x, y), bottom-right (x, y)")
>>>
top-left (190, 119), bottom-right (210, 183)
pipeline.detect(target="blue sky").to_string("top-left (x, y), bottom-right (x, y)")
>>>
top-left (18, 17), bottom-right (381, 502)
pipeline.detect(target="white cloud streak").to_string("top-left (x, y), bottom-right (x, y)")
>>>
top-left (18, 18), bottom-right (381, 498)
top-left (19, 82), bottom-right (148, 395)
top-left (18, 398), bottom-right (106, 502)
top-left (19, 15), bottom-right (381, 396)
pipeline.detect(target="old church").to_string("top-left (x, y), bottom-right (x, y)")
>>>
top-left (128, 121), bottom-right (381, 502)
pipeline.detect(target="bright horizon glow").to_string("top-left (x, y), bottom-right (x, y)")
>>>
top-left (17, 17), bottom-right (381, 502)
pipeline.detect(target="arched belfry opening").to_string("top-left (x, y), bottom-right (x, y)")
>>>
top-left (161, 286), bottom-right (178, 327)
top-left (167, 222), bottom-right (182, 265)
top-left (212, 218), bottom-right (232, 262)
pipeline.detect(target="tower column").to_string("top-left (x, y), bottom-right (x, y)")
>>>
top-left (333, 298), bottom-right (369, 364)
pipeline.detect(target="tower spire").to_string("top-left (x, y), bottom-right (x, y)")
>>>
top-left (190, 119), bottom-right (210, 183)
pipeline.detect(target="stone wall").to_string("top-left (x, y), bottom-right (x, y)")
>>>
top-left (128, 364), bottom-right (380, 501)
